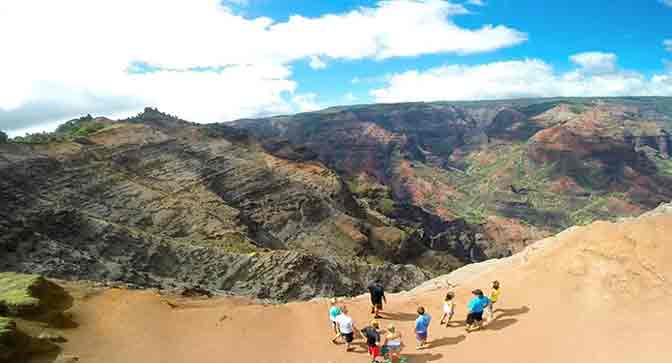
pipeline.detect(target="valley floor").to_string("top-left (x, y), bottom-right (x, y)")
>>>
top-left (53, 212), bottom-right (672, 363)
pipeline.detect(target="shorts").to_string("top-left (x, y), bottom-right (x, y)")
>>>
top-left (466, 311), bottom-right (484, 325)
top-left (415, 331), bottom-right (428, 341)
top-left (368, 345), bottom-right (381, 358)
top-left (384, 345), bottom-right (401, 355)
top-left (342, 332), bottom-right (354, 343)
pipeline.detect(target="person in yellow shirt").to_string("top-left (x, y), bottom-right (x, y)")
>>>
top-left (487, 280), bottom-right (501, 322)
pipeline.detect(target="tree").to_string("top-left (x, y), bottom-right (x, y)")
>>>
top-left (0, 130), bottom-right (8, 143)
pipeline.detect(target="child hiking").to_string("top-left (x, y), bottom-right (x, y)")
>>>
top-left (466, 289), bottom-right (491, 333)
top-left (361, 320), bottom-right (383, 362)
top-left (382, 324), bottom-right (404, 363)
top-left (487, 281), bottom-right (501, 322)
top-left (414, 306), bottom-right (431, 350)
top-left (329, 298), bottom-right (342, 343)
top-left (439, 291), bottom-right (455, 327)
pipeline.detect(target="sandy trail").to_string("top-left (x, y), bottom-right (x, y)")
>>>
top-left (59, 214), bottom-right (672, 363)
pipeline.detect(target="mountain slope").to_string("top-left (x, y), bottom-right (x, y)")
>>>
top-left (234, 97), bottom-right (672, 254)
top-left (0, 109), bottom-right (431, 300)
top-left (54, 202), bottom-right (672, 363)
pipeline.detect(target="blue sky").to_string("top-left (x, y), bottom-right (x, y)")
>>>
top-left (257, 0), bottom-right (672, 106)
top-left (1, 0), bottom-right (672, 135)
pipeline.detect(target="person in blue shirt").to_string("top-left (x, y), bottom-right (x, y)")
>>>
top-left (329, 298), bottom-right (342, 343)
top-left (465, 289), bottom-right (491, 332)
top-left (414, 306), bottom-right (431, 350)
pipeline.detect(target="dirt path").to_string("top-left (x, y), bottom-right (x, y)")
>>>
top-left (58, 214), bottom-right (672, 363)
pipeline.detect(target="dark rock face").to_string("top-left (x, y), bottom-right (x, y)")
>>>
top-left (0, 209), bottom-right (429, 301)
top-left (0, 111), bottom-right (432, 300)
top-left (234, 98), bottom-right (672, 256)
top-left (3, 99), bottom-right (672, 300)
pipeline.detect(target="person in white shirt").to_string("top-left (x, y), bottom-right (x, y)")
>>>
top-left (334, 306), bottom-right (359, 352)
top-left (440, 291), bottom-right (456, 327)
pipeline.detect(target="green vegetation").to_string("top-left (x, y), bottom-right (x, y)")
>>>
top-left (0, 273), bottom-right (42, 315)
top-left (407, 140), bottom-right (643, 230)
top-left (652, 155), bottom-right (672, 177)
top-left (174, 234), bottom-right (260, 254)
top-left (12, 114), bottom-right (110, 144)
top-left (124, 107), bottom-right (185, 124)
top-left (55, 114), bottom-right (106, 137)
top-left (0, 272), bottom-right (72, 318)
top-left (0, 316), bottom-right (14, 336)
top-left (378, 198), bottom-right (396, 215)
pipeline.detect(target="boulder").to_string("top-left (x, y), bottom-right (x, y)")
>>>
top-left (0, 272), bottom-right (73, 319)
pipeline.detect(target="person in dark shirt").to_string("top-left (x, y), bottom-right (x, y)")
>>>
top-left (361, 320), bottom-right (382, 362)
top-left (368, 279), bottom-right (387, 318)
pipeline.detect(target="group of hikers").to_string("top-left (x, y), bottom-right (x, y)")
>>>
top-left (328, 279), bottom-right (501, 363)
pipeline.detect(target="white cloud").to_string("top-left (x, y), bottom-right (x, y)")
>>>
top-left (569, 52), bottom-right (617, 74)
top-left (0, 0), bottom-right (525, 133)
top-left (291, 93), bottom-right (321, 112)
top-left (665, 39), bottom-right (672, 52)
top-left (664, 60), bottom-right (672, 71)
top-left (344, 93), bottom-right (358, 103)
top-left (309, 56), bottom-right (328, 70)
top-left (467, 0), bottom-right (486, 6)
top-left (224, 0), bottom-right (249, 5)
top-left (660, 0), bottom-right (672, 7)
top-left (371, 53), bottom-right (672, 102)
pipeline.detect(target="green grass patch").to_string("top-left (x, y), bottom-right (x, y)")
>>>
top-left (0, 273), bottom-right (41, 314)
top-left (0, 317), bottom-right (14, 336)
top-left (174, 233), bottom-right (260, 254)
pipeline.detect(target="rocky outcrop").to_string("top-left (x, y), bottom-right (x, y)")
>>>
top-left (1, 209), bottom-right (429, 301)
top-left (0, 110), bottom-right (435, 301)
top-left (0, 273), bottom-right (73, 318)
top-left (0, 273), bottom-right (74, 363)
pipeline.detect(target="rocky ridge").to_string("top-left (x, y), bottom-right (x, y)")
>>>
top-left (1, 109), bottom-right (433, 301)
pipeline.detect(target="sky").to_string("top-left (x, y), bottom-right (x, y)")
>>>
top-left (1, 0), bottom-right (672, 136)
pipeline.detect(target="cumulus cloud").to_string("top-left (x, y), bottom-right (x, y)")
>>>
top-left (291, 93), bottom-right (321, 112)
top-left (371, 53), bottom-right (672, 102)
top-left (309, 56), bottom-right (328, 70)
top-left (569, 52), bottom-right (617, 74)
top-left (665, 39), bottom-right (672, 52)
top-left (345, 93), bottom-right (358, 103)
top-left (0, 0), bottom-right (525, 133)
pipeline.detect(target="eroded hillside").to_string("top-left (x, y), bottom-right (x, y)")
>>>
top-left (2, 98), bottom-right (672, 300)
top-left (0, 109), bottom-right (432, 301)
top-left (234, 97), bottom-right (672, 258)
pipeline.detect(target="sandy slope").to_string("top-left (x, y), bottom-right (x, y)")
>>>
top-left (57, 208), bottom-right (672, 363)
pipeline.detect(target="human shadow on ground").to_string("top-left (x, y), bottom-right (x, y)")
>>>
top-left (383, 312), bottom-right (419, 322)
top-left (443, 320), bottom-right (466, 328)
top-left (428, 334), bottom-right (466, 348)
top-left (494, 305), bottom-right (530, 320)
top-left (483, 318), bottom-right (518, 331)
top-left (489, 305), bottom-right (530, 325)
top-left (471, 306), bottom-right (530, 333)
